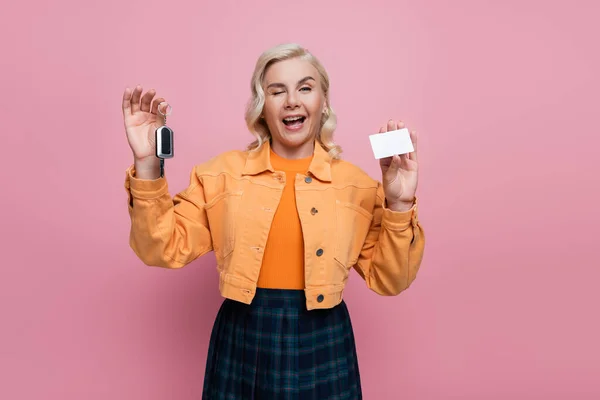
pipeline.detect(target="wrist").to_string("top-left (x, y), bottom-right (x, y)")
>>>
top-left (134, 157), bottom-right (161, 180)
top-left (386, 198), bottom-right (415, 212)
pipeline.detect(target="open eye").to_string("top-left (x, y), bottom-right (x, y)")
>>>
top-left (300, 86), bottom-right (311, 92)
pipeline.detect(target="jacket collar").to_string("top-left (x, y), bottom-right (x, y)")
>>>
top-left (242, 139), bottom-right (332, 182)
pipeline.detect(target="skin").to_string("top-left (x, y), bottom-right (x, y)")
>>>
top-left (379, 120), bottom-right (419, 212)
top-left (121, 58), bottom-right (419, 211)
top-left (261, 57), bottom-right (327, 159)
top-left (122, 85), bottom-right (167, 179)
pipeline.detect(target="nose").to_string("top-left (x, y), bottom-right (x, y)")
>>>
top-left (284, 91), bottom-right (300, 109)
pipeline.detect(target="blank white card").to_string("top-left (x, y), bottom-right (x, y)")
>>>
top-left (368, 128), bottom-right (414, 159)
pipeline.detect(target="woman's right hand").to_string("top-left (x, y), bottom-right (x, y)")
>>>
top-left (122, 85), bottom-right (168, 176)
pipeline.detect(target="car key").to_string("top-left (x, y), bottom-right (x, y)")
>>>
top-left (155, 101), bottom-right (173, 177)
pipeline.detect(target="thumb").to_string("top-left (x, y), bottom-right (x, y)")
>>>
top-left (156, 101), bottom-right (171, 126)
top-left (384, 155), bottom-right (401, 180)
top-left (390, 155), bottom-right (402, 172)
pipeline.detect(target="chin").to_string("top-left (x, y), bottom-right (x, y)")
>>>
top-left (282, 130), bottom-right (316, 146)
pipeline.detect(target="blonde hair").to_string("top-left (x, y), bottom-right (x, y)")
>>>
top-left (245, 43), bottom-right (342, 159)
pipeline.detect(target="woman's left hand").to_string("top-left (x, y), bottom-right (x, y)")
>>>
top-left (379, 120), bottom-right (419, 212)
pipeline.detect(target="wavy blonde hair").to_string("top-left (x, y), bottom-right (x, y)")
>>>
top-left (245, 43), bottom-right (342, 159)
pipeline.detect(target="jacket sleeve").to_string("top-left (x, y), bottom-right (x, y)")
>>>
top-left (124, 164), bottom-right (213, 268)
top-left (353, 183), bottom-right (425, 295)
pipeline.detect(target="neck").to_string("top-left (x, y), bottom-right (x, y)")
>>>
top-left (270, 139), bottom-right (315, 159)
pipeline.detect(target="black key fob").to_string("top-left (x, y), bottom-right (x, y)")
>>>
top-left (155, 125), bottom-right (174, 159)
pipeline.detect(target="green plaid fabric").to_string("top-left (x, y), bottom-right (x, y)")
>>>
top-left (202, 288), bottom-right (362, 399)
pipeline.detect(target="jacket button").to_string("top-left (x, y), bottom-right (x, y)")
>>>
top-left (316, 248), bottom-right (323, 256)
top-left (310, 207), bottom-right (318, 215)
top-left (304, 176), bottom-right (312, 183)
top-left (317, 294), bottom-right (324, 302)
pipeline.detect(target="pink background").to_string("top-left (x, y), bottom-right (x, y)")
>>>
top-left (2, 0), bottom-right (599, 398)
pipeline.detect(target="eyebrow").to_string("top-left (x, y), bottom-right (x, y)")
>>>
top-left (266, 76), bottom-right (315, 90)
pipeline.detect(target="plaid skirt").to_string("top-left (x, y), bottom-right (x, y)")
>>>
top-left (202, 288), bottom-right (362, 399)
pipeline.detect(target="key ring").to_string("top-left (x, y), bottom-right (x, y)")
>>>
top-left (155, 101), bottom-right (174, 178)
top-left (158, 101), bottom-right (172, 122)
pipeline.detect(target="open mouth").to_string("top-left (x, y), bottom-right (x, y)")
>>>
top-left (282, 116), bottom-right (306, 128)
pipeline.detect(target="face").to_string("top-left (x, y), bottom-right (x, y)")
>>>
top-left (262, 57), bottom-right (327, 158)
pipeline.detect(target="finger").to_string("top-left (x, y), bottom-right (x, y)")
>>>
top-left (397, 121), bottom-right (407, 158)
top-left (151, 97), bottom-right (166, 115)
top-left (387, 119), bottom-right (396, 132)
top-left (131, 85), bottom-right (142, 114)
top-left (379, 124), bottom-right (393, 168)
top-left (385, 154), bottom-right (401, 176)
top-left (122, 87), bottom-right (132, 116)
top-left (394, 154), bottom-right (402, 168)
top-left (409, 130), bottom-right (418, 163)
top-left (140, 88), bottom-right (156, 113)
top-left (379, 156), bottom-right (392, 169)
top-left (158, 101), bottom-right (171, 116)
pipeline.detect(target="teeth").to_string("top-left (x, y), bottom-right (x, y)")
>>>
top-left (284, 116), bottom-right (303, 122)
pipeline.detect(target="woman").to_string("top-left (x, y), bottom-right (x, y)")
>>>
top-left (122, 43), bottom-right (425, 399)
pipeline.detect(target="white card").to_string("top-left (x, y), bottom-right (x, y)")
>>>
top-left (368, 128), bottom-right (414, 159)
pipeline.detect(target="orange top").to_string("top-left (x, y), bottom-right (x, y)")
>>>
top-left (256, 149), bottom-right (313, 289)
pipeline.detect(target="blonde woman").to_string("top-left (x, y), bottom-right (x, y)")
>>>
top-left (122, 43), bottom-right (425, 399)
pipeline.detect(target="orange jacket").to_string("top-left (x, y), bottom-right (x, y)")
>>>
top-left (124, 140), bottom-right (425, 310)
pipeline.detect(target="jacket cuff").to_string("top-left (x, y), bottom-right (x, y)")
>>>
top-left (381, 197), bottom-right (419, 231)
top-left (124, 165), bottom-right (168, 199)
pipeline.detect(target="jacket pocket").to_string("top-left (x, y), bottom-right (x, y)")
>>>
top-left (334, 200), bottom-right (374, 269)
top-left (204, 191), bottom-right (242, 262)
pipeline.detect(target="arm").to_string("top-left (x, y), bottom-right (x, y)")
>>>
top-left (124, 164), bottom-right (213, 268)
top-left (353, 183), bottom-right (425, 295)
